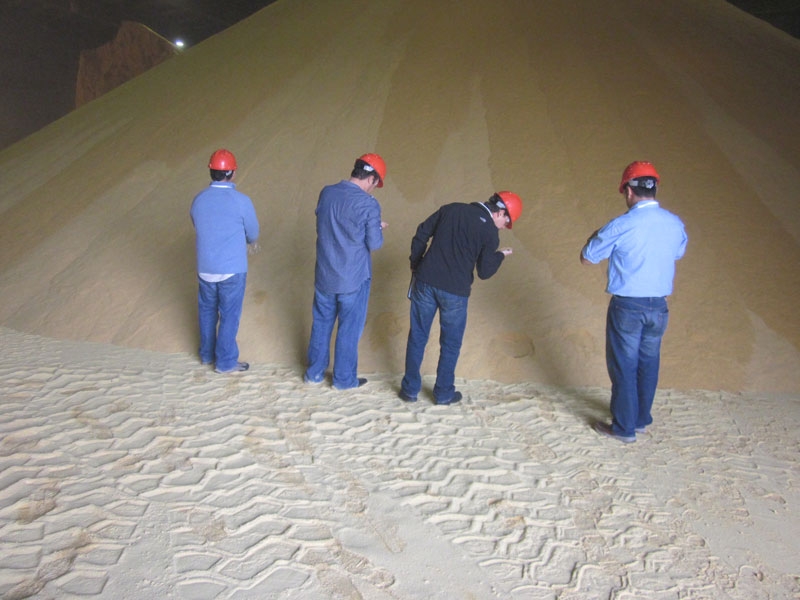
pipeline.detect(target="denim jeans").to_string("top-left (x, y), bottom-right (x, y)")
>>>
top-left (305, 279), bottom-right (371, 389)
top-left (606, 295), bottom-right (669, 437)
top-left (401, 280), bottom-right (468, 403)
top-left (198, 273), bottom-right (247, 372)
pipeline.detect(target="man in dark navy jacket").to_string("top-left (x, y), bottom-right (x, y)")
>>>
top-left (400, 191), bottom-right (523, 405)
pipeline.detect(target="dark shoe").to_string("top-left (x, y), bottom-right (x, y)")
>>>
top-left (399, 390), bottom-right (417, 403)
top-left (594, 421), bottom-right (635, 443)
top-left (215, 361), bottom-right (249, 374)
top-left (435, 391), bottom-right (462, 406)
top-left (333, 377), bottom-right (368, 390)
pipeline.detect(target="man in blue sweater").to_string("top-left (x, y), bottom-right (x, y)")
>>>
top-left (190, 149), bottom-right (260, 373)
top-left (305, 153), bottom-right (388, 389)
top-left (581, 161), bottom-right (687, 442)
top-left (400, 191), bottom-right (523, 405)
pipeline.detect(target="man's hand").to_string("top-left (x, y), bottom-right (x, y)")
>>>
top-left (380, 221), bottom-right (388, 230)
top-left (247, 242), bottom-right (261, 255)
top-left (500, 247), bottom-right (512, 256)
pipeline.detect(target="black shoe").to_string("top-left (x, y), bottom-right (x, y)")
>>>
top-left (333, 378), bottom-right (367, 390)
top-left (215, 361), bottom-right (249, 374)
top-left (436, 391), bottom-right (462, 405)
top-left (399, 390), bottom-right (417, 402)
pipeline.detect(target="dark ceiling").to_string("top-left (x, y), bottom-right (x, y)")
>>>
top-left (727, 0), bottom-right (800, 38)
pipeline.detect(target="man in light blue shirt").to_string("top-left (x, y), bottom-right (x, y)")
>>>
top-left (581, 161), bottom-right (687, 442)
top-left (190, 149), bottom-right (260, 374)
top-left (305, 153), bottom-right (387, 389)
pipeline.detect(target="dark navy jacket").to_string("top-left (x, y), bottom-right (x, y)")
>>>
top-left (410, 202), bottom-right (505, 297)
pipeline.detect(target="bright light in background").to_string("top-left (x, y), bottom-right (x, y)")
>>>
top-left (174, 39), bottom-right (185, 48)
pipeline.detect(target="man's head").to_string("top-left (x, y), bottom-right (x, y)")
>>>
top-left (209, 149), bottom-right (237, 181)
top-left (351, 153), bottom-right (386, 190)
top-left (485, 191), bottom-right (523, 229)
top-left (619, 161), bottom-right (659, 198)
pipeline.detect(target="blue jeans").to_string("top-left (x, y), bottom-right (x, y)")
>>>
top-left (305, 279), bottom-right (371, 389)
top-left (401, 280), bottom-right (468, 403)
top-left (606, 295), bottom-right (669, 437)
top-left (198, 273), bottom-right (247, 372)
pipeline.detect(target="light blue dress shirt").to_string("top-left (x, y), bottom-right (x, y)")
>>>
top-left (582, 200), bottom-right (687, 297)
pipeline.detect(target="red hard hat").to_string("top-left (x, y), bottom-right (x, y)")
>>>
top-left (496, 191), bottom-right (523, 228)
top-left (358, 153), bottom-right (386, 187)
top-left (619, 161), bottom-right (659, 193)
top-left (209, 149), bottom-right (237, 171)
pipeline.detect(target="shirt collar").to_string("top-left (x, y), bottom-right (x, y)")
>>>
top-left (210, 181), bottom-right (236, 189)
top-left (629, 199), bottom-right (659, 211)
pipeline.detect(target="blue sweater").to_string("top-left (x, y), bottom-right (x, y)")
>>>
top-left (190, 181), bottom-right (260, 274)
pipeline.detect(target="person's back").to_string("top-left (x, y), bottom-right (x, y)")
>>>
top-left (314, 180), bottom-right (383, 295)
top-left (599, 202), bottom-right (686, 297)
top-left (191, 182), bottom-right (258, 275)
top-left (413, 202), bottom-right (503, 297)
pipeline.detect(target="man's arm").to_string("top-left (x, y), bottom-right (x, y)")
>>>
top-left (675, 224), bottom-right (688, 260)
top-left (243, 197), bottom-right (260, 244)
top-left (475, 228), bottom-right (504, 280)
top-left (409, 210), bottom-right (439, 270)
top-left (580, 229), bottom-right (599, 265)
top-left (364, 201), bottom-right (384, 252)
top-left (476, 248), bottom-right (505, 279)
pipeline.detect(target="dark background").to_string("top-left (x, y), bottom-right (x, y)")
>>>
top-left (728, 0), bottom-right (800, 37)
top-left (0, 0), bottom-right (277, 150)
top-left (1, 0), bottom-right (798, 151)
